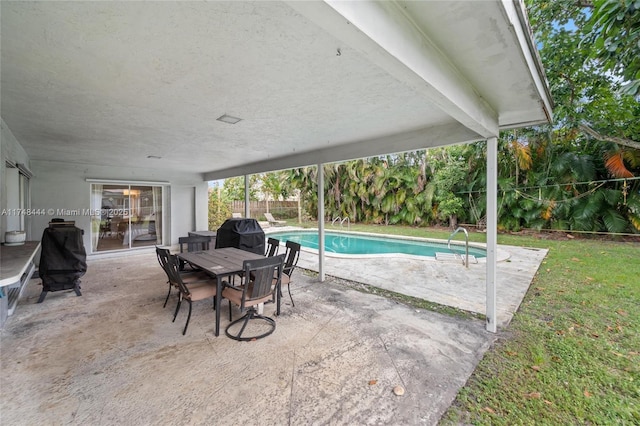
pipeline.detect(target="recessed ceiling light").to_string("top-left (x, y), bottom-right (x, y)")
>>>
top-left (216, 114), bottom-right (242, 124)
top-left (147, 155), bottom-right (162, 159)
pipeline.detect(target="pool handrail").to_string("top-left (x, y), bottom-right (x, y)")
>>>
top-left (331, 216), bottom-right (350, 231)
top-left (447, 227), bottom-right (469, 268)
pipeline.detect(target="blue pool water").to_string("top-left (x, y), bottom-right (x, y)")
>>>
top-left (268, 230), bottom-right (486, 258)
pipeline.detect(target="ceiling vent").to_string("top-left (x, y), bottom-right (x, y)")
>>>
top-left (216, 114), bottom-right (242, 124)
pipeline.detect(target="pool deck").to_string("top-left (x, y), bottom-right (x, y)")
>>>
top-left (268, 227), bottom-right (548, 327)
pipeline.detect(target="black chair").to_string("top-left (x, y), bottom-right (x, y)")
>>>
top-left (222, 254), bottom-right (285, 341)
top-left (278, 241), bottom-right (301, 307)
top-left (156, 246), bottom-right (174, 307)
top-left (265, 237), bottom-right (280, 257)
top-left (178, 235), bottom-right (211, 270)
top-left (156, 246), bottom-right (210, 309)
top-left (165, 254), bottom-right (217, 335)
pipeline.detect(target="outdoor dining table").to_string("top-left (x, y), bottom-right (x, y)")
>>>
top-left (177, 247), bottom-right (279, 336)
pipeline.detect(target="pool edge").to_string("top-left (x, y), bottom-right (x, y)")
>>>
top-left (265, 227), bottom-right (511, 262)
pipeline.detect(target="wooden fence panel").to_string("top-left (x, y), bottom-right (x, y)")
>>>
top-left (230, 200), bottom-right (298, 219)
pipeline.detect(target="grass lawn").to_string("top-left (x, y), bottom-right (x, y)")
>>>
top-left (287, 220), bottom-right (640, 424)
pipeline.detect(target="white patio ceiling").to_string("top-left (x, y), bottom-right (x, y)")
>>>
top-left (1, 0), bottom-right (551, 180)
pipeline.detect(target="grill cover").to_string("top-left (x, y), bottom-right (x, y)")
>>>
top-left (39, 225), bottom-right (87, 292)
top-left (215, 218), bottom-right (265, 254)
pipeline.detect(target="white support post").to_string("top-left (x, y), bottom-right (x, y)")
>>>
top-left (244, 175), bottom-right (250, 218)
top-left (486, 136), bottom-right (498, 333)
top-left (317, 163), bottom-right (325, 282)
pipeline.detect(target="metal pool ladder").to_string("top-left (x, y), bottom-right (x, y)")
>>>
top-left (331, 216), bottom-right (350, 230)
top-left (445, 226), bottom-right (470, 268)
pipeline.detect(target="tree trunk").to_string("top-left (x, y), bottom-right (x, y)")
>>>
top-left (449, 214), bottom-right (458, 230)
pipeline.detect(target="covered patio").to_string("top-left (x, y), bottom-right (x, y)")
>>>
top-left (2, 252), bottom-right (495, 425)
top-left (2, 0), bottom-right (551, 333)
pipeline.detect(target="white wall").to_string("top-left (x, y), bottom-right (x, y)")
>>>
top-left (195, 184), bottom-right (209, 234)
top-left (29, 160), bottom-right (208, 254)
top-left (170, 184), bottom-right (195, 242)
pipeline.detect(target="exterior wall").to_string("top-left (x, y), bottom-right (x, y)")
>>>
top-left (195, 184), bottom-right (209, 235)
top-left (170, 184), bottom-right (195, 244)
top-left (29, 160), bottom-right (208, 255)
top-left (1, 118), bottom-right (31, 243)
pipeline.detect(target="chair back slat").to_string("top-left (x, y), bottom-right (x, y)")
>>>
top-left (242, 254), bottom-right (285, 305)
top-left (283, 241), bottom-right (301, 276)
top-left (265, 237), bottom-right (279, 257)
top-left (165, 254), bottom-right (191, 297)
top-left (178, 235), bottom-right (211, 253)
top-left (156, 246), bottom-right (171, 274)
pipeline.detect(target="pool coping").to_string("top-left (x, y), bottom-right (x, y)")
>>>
top-left (264, 227), bottom-right (511, 263)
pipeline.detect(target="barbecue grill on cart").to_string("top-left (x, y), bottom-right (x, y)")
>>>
top-left (215, 218), bottom-right (265, 255)
top-left (37, 220), bottom-right (87, 303)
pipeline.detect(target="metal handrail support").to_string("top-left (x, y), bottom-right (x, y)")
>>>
top-left (447, 227), bottom-right (469, 268)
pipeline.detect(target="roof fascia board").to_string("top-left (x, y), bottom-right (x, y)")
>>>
top-left (501, 0), bottom-right (553, 124)
top-left (203, 122), bottom-right (481, 180)
top-left (286, 0), bottom-right (499, 138)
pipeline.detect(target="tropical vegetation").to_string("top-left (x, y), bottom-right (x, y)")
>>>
top-left (585, 0), bottom-right (640, 96)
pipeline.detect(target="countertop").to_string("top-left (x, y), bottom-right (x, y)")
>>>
top-left (0, 241), bottom-right (41, 287)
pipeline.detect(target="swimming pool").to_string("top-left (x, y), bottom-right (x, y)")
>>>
top-left (267, 230), bottom-right (487, 259)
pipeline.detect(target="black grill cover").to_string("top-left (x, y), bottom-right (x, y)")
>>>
top-left (215, 218), bottom-right (265, 254)
top-left (39, 226), bottom-right (87, 292)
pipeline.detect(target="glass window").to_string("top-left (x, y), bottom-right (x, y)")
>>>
top-left (90, 183), bottom-right (163, 253)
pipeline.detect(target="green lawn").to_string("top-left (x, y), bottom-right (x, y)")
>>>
top-left (288, 220), bottom-right (640, 424)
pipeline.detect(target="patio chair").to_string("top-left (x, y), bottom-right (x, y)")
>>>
top-left (222, 254), bottom-right (285, 341)
top-left (156, 246), bottom-right (178, 307)
top-left (277, 241), bottom-right (301, 307)
top-left (165, 253), bottom-right (217, 335)
top-left (265, 237), bottom-right (280, 257)
top-left (264, 212), bottom-right (286, 227)
top-left (156, 246), bottom-right (211, 309)
top-left (178, 235), bottom-right (211, 270)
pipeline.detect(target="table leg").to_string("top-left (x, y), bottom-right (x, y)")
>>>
top-left (215, 276), bottom-right (222, 336)
top-left (276, 281), bottom-right (281, 316)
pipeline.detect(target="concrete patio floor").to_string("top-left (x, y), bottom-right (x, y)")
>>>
top-left (0, 249), bottom-right (516, 425)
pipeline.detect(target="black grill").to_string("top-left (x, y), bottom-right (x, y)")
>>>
top-left (38, 221), bottom-right (87, 303)
top-left (215, 218), bottom-right (265, 255)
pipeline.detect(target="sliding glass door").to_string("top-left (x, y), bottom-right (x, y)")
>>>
top-left (90, 183), bottom-right (163, 253)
